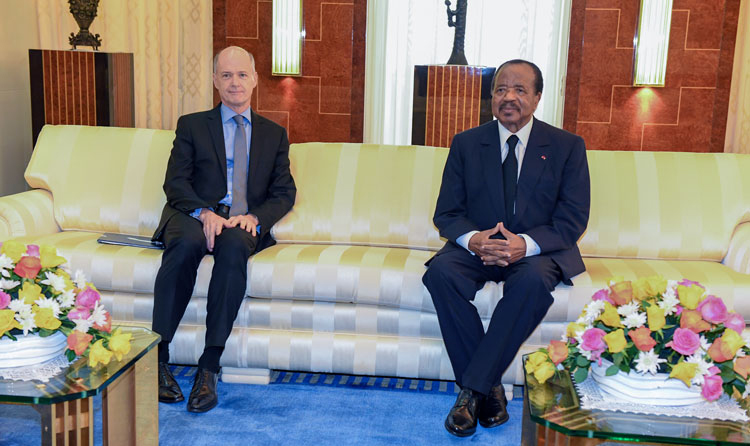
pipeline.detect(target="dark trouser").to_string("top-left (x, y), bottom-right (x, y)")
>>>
top-left (422, 249), bottom-right (561, 395)
top-left (152, 211), bottom-right (257, 371)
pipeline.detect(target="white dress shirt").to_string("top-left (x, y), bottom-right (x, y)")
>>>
top-left (456, 118), bottom-right (541, 257)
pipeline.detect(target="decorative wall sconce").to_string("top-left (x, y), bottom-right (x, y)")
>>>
top-left (272, 0), bottom-right (303, 76)
top-left (633, 0), bottom-right (673, 86)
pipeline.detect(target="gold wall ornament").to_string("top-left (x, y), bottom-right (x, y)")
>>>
top-left (68, 0), bottom-right (102, 51)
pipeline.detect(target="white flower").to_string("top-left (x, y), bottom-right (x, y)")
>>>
top-left (617, 302), bottom-right (640, 317)
top-left (658, 291), bottom-right (680, 316)
top-left (0, 278), bottom-right (20, 290)
top-left (73, 318), bottom-right (93, 334)
top-left (737, 349), bottom-right (747, 358)
top-left (73, 270), bottom-right (88, 290)
top-left (686, 354), bottom-right (713, 386)
top-left (89, 303), bottom-right (107, 328)
top-left (699, 335), bottom-right (711, 353)
top-left (0, 254), bottom-right (12, 275)
top-left (743, 332), bottom-right (750, 349)
top-left (57, 289), bottom-right (76, 309)
top-left (623, 312), bottom-right (647, 329)
top-left (40, 271), bottom-right (67, 294)
top-left (581, 300), bottom-right (605, 325)
top-left (744, 386), bottom-right (750, 400)
top-left (15, 312), bottom-right (37, 335)
top-left (35, 297), bottom-right (61, 318)
top-left (635, 349), bottom-right (666, 375)
top-left (8, 299), bottom-right (31, 314)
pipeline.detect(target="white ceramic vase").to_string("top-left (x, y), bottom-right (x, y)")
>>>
top-left (0, 331), bottom-right (68, 368)
top-left (590, 358), bottom-right (704, 406)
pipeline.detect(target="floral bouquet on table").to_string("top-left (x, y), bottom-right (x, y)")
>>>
top-left (525, 276), bottom-right (750, 403)
top-left (0, 240), bottom-right (132, 367)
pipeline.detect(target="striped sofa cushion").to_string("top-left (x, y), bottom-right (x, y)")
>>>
top-left (580, 151), bottom-right (750, 261)
top-left (272, 143), bottom-right (447, 251)
top-left (25, 125), bottom-right (173, 237)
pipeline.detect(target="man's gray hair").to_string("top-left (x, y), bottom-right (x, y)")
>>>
top-left (213, 46), bottom-right (256, 73)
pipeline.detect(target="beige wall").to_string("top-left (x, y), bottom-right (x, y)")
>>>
top-left (0, 1), bottom-right (39, 195)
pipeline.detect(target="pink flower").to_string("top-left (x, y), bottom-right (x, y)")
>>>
top-left (75, 287), bottom-right (101, 309)
top-left (592, 288), bottom-right (614, 305)
top-left (724, 312), bottom-right (745, 334)
top-left (666, 328), bottom-right (701, 356)
top-left (701, 374), bottom-right (723, 402)
top-left (696, 295), bottom-right (728, 324)
top-left (67, 307), bottom-right (91, 321)
top-left (708, 366), bottom-right (720, 376)
top-left (678, 279), bottom-right (704, 289)
top-left (0, 291), bottom-right (9, 309)
top-left (25, 244), bottom-right (40, 257)
top-left (580, 328), bottom-right (607, 353)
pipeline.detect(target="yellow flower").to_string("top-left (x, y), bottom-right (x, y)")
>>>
top-left (677, 284), bottom-right (705, 310)
top-left (669, 362), bottom-right (698, 387)
top-left (598, 302), bottom-right (623, 328)
top-left (88, 339), bottom-right (113, 368)
top-left (0, 240), bottom-right (26, 262)
top-left (33, 306), bottom-right (61, 330)
top-left (603, 329), bottom-right (627, 353)
top-left (644, 275), bottom-right (668, 296)
top-left (721, 329), bottom-right (745, 357)
top-left (566, 322), bottom-right (585, 339)
top-left (40, 245), bottom-right (67, 269)
top-left (647, 305), bottom-right (666, 331)
top-left (108, 329), bottom-right (132, 361)
top-left (0, 309), bottom-right (20, 337)
top-left (19, 282), bottom-right (42, 305)
top-left (525, 351), bottom-right (556, 384)
top-left (631, 278), bottom-right (651, 301)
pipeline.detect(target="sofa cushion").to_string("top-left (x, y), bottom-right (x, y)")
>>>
top-left (579, 151), bottom-right (750, 261)
top-left (272, 143), bottom-right (447, 251)
top-left (25, 125), bottom-right (173, 236)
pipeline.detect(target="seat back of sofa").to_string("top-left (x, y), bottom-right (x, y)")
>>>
top-left (273, 143), bottom-right (447, 251)
top-left (580, 151), bottom-right (750, 261)
top-left (25, 125), bottom-right (173, 236)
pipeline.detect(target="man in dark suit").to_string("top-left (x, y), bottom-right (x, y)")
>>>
top-left (423, 60), bottom-right (590, 436)
top-left (151, 46), bottom-right (296, 413)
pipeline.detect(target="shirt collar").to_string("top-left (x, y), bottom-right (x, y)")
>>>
top-left (220, 103), bottom-right (253, 125)
top-left (497, 116), bottom-right (534, 148)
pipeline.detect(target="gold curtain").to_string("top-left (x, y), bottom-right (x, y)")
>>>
top-left (726, 0), bottom-right (750, 154)
top-left (34, 0), bottom-right (213, 130)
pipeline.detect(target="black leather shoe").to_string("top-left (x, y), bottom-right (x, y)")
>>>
top-left (158, 362), bottom-right (184, 403)
top-left (478, 384), bottom-right (509, 428)
top-left (187, 368), bottom-right (219, 413)
top-left (444, 387), bottom-right (480, 437)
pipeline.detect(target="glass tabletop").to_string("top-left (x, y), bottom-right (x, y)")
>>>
top-left (524, 355), bottom-right (750, 445)
top-left (0, 326), bottom-right (159, 405)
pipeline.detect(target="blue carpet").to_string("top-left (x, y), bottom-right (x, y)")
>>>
top-left (0, 367), bottom-right (523, 445)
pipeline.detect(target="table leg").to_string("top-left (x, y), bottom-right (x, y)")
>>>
top-left (102, 347), bottom-right (158, 445)
top-left (35, 398), bottom-right (94, 446)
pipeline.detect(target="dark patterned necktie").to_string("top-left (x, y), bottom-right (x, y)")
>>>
top-left (503, 135), bottom-right (519, 225)
top-left (230, 115), bottom-right (248, 216)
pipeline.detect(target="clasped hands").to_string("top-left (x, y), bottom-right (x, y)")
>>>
top-left (199, 209), bottom-right (259, 251)
top-left (468, 222), bottom-right (526, 267)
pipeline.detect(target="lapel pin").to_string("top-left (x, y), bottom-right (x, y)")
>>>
top-left (541, 155), bottom-right (547, 160)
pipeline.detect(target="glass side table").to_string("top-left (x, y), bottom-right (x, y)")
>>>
top-left (521, 355), bottom-right (750, 446)
top-left (0, 326), bottom-right (160, 446)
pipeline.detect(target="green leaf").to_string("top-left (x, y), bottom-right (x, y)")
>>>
top-left (573, 367), bottom-right (588, 384)
top-left (576, 355), bottom-right (589, 368)
top-left (619, 362), bottom-right (631, 373)
top-left (605, 365), bottom-right (620, 376)
top-left (612, 353), bottom-right (623, 366)
top-left (720, 368), bottom-right (737, 383)
top-left (65, 349), bottom-right (77, 362)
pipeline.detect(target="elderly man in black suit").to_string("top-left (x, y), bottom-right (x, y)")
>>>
top-left (151, 46), bottom-right (296, 413)
top-left (423, 59), bottom-right (590, 436)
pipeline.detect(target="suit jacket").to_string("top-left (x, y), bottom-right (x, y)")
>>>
top-left (431, 118), bottom-right (590, 283)
top-left (153, 104), bottom-right (296, 252)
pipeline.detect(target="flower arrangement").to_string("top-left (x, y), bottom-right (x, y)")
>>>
top-left (0, 240), bottom-right (131, 367)
top-left (526, 276), bottom-right (750, 403)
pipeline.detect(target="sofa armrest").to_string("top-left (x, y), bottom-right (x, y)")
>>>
top-left (724, 222), bottom-right (750, 275)
top-left (0, 189), bottom-right (60, 241)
